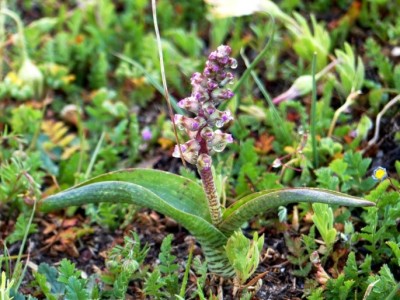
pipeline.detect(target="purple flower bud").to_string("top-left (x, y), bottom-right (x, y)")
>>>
top-left (208, 52), bottom-right (217, 61)
top-left (208, 109), bottom-right (233, 128)
top-left (219, 72), bottom-right (234, 86)
top-left (172, 139), bottom-right (201, 165)
top-left (201, 127), bottom-right (215, 141)
top-left (222, 89), bottom-right (234, 99)
top-left (204, 68), bottom-right (211, 77)
top-left (218, 110), bottom-right (233, 128)
top-left (141, 127), bottom-right (152, 141)
top-left (174, 114), bottom-right (204, 131)
top-left (197, 153), bottom-right (212, 171)
top-left (202, 102), bottom-right (216, 117)
top-left (211, 88), bottom-right (234, 104)
top-left (217, 71), bottom-right (227, 81)
top-left (206, 61), bottom-right (220, 73)
top-left (207, 80), bottom-right (218, 90)
top-left (192, 85), bottom-right (209, 102)
top-left (178, 96), bottom-right (200, 113)
top-left (217, 45), bottom-right (232, 57)
top-left (191, 72), bottom-right (203, 86)
top-left (218, 56), bottom-right (229, 65)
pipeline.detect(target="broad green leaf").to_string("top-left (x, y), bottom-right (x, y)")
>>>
top-left (43, 169), bottom-right (211, 221)
top-left (218, 188), bottom-right (374, 235)
top-left (39, 169), bottom-right (234, 277)
top-left (40, 182), bottom-right (225, 248)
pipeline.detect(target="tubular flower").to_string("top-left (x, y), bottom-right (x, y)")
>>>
top-left (173, 45), bottom-right (236, 165)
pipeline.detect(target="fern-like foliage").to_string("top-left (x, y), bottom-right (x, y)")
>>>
top-left (31, 259), bottom-right (98, 299)
top-left (144, 234), bottom-right (180, 299)
top-left (105, 232), bottom-right (149, 299)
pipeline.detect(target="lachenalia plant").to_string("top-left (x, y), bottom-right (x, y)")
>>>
top-left (39, 46), bottom-right (374, 278)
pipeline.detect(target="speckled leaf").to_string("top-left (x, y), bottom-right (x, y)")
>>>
top-left (42, 168), bottom-right (211, 221)
top-left (218, 188), bottom-right (375, 235)
top-left (39, 169), bottom-right (235, 277)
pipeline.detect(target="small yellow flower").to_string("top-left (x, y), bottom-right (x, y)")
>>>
top-left (5, 72), bottom-right (23, 86)
top-left (372, 167), bottom-right (388, 181)
top-left (49, 63), bottom-right (62, 74)
top-left (62, 75), bottom-right (76, 84)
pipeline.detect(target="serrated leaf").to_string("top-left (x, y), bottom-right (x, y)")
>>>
top-left (33, 272), bottom-right (57, 300)
top-left (344, 252), bottom-right (358, 280)
top-left (37, 263), bottom-right (65, 295)
top-left (329, 158), bottom-right (348, 178)
top-left (386, 241), bottom-right (400, 266)
top-left (58, 259), bottom-right (81, 284)
top-left (65, 277), bottom-right (88, 300)
top-left (6, 214), bottom-right (38, 244)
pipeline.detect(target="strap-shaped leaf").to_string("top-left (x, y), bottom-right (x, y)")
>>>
top-left (40, 181), bottom-right (234, 276)
top-left (40, 181), bottom-right (224, 244)
top-left (55, 168), bottom-right (211, 222)
top-left (39, 170), bottom-right (236, 277)
top-left (218, 188), bottom-right (375, 236)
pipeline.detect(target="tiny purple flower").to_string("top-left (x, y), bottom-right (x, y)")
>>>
top-left (178, 97), bottom-right (200, 113)
top-left (218, 56), bottom-right (229, 65)
top-left (201, 127), bottom-right (215, 141)
top-left (191, 72), bottom-right (203, 85)
top-left (141, 127), bottom-right (152, 141)
top-left (172, 139), bottom-right (201, 165)
top-left (207, 80), bottom-right (218, 90)
top-left (197, 153), bottom-right (212, 170)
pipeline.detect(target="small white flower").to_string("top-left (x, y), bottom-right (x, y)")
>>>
top-left (204, 0), bottom-right (266, 17)
top-left (204, 0), bottom-right (290, 23)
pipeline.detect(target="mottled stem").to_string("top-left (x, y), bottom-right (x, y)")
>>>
top-left (197, 160), bottom-right (222, 225)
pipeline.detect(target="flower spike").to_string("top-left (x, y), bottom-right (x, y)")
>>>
top-left (172, 45), bottom-right (236, 225)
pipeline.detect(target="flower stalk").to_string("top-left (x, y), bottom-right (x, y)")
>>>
top-left (198, 154), bottom-right (222, 224)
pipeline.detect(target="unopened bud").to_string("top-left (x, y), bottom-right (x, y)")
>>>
top-left (211, 88), bottom-right (234, 104)
top-left (202, 102), bottom-right (216, 117)
top-left (197, 153), bottom-right (212, 171)
top-left (18, 58), bottom-right (44, 98)
top-left (273, 75), bottom-right (312, 104)
top-left (272, 158), bottom-right (282, 168)
top-left (174, 114), bottom-right (205, 131)
top-left (201, 127), bottom-right (215, 141)
top-left (310, 251), bottom-right (320, 264)
top-left (216, 45), bottom-right (232, 57)
top-left (61, 104), bottom-right (81, 125)
top-left (191, 72), bottom-right (204, 86)
top-left (192, 85), bottom-right (209, 102)
top-left (178, 97), bottom-right (200, 113)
